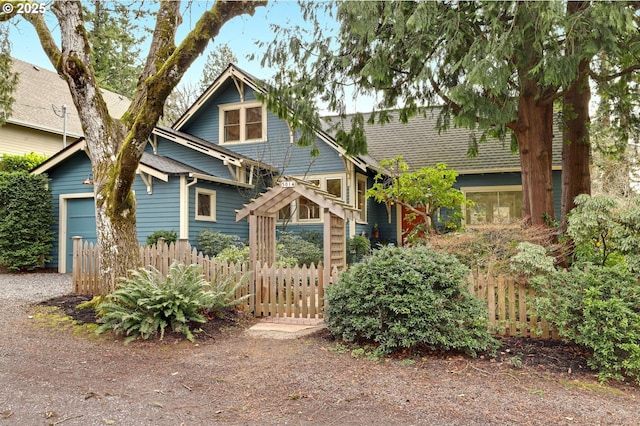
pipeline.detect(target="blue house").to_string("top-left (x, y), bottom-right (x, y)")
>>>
top-left (33, 64), bottom-right (562, 273)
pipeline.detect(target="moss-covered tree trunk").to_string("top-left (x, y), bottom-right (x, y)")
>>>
top-left (22, 0), bottom-right (265, 291)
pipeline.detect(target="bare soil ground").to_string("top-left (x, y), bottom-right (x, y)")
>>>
top-left (1, 294), bottom-right (639, 426)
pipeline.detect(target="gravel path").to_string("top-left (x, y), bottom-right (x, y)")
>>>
top-left (0, 273), bottom-right (72, 302)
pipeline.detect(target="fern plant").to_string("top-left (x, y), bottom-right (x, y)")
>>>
top-left (96, 262), bottom-right (249, 343)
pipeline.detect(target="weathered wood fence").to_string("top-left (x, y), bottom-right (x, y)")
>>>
top-left (468, 272), bottom-right (558, 339)
top-left (72, 238), bottom-right (556, 337)
top-left (72, 237), bottom-right (338, 320)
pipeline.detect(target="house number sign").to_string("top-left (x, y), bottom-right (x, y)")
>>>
top-left (280, 181), bottom-right (296, 188)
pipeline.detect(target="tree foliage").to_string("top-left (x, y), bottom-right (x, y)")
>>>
top-left (2, 0), bottom-right (266, 290)
top-left (0, 152), bottom-right (48, 172)
top-left (83, 1), bottom-right (151, 98)
top-left (199, 43), bottom-right (237, 93)
top-left (261, 1), bottom-right (640, 227)
top-left (367, 157), bottom-right (465, 233)
top-left (162, 43), bottom-right (238, 125)
top-left (0, 23), bottom-right (18, 125)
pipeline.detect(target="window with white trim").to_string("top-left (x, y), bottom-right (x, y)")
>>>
top-left (356, 174), bottom-right (367, 222)
top-left (219, 102), bottom-right (266, 143)
top-left (463, 186), bottom-right (522, 225)
top-left (195, 188), bottom-right (216, 221)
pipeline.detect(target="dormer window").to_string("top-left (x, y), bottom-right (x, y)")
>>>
top-left (219, 102), bottom-right (266, 143)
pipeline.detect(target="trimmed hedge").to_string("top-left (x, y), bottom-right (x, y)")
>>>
top-left (0, 172), bottom-right (54, 271)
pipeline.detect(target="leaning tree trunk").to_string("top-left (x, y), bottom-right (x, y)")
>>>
top-left (513, 81), bottom-right (556, 227)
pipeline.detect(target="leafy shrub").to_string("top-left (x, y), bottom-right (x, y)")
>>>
top-left (531, 265), bottom-right (640, 384)
top-left (277, 232), bottom-right (323, 266)
top-left (298, 229), bottom-right (323, 247)
top-left (96, 262), bottom-right (249, 343)
top-left (0, 172), bottom-right (54, 271)
top-left (346, 235), bottom-right (370, 264)
top-left (567, 194), bottom-right (640, 270)
top-left (197, 229), bottom-right (243, 257)
top-left (216, 245), bottom-right (249, 264)
top-left (0, 152), bottom-right (48, 172)
top-left (146, 230), bottom-right (177, 246)
top-left (325, 245), bottom-right (498, 356)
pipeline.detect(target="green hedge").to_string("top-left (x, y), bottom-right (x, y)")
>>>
top-left (0, 172), bottom-right (54, 271)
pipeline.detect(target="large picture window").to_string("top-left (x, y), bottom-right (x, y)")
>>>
top-left (463, 186), bottom-right (522, 225)
top-left (219, 102), bottom-right (266, 143)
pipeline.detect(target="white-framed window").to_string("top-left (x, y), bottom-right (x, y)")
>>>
top-left (462, 185), bottom-right (522, 225)
top-left (195, 188), bottom-right (216, 221)
top-left (356, 174), bottom-right (367, 222)
top-left (219, 102), bottom-right (266, 144)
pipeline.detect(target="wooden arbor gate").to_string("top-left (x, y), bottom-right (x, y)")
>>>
top-left (236, 177), bottom-right (359, 318)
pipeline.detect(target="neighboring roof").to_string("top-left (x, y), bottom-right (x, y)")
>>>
top-left (322, 110), bottom-right (563, 174)
top-left (236, 176), bottom-right (360, 222)
top-left (6, 58), bottom-right (130, 137)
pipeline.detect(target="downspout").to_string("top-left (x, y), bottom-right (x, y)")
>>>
top-left (180, 175), bottom-right (199, 241)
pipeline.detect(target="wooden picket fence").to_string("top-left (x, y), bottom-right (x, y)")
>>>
top-left (72, 238), bottom-right (556, 336)
top-left (468, 272), bottom-right (558, 339)
top-left (72, 237), bottom-right (337, 320)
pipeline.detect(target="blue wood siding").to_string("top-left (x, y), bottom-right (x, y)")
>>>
top-left (134, 177), bottom-right (181, 244)
top-left (149, 139), bottom-right (236, 181)
top-left (181, 81), bottom-right (257, 138)
top-left (178, 84), bottom-right (347, 176)
top-left (188, 182), bottom-right (252, 246)
top-left (43, 152), bottom-right (94, 268)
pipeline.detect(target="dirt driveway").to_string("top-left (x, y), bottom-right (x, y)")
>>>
top-left (1, 276), bottom-right (639, 425)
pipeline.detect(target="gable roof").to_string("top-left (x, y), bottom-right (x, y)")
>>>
top-left (172, 63), bottom-right (372, 172)
top-left (5, 58), bottom-right (130, 138)
top-left (173, 64), bottom-right (265, 130)
top-left (322, 110), bottom-right (563, 174)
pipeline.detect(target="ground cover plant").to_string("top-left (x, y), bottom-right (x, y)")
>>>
top-left (96, 262), bottom-right (249, 343)
top-left (325, 244), bottom-right (499, 356)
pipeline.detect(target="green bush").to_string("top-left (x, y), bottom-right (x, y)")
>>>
top-left (325, 245), bottom-right (498, 356)
top-left (146, 230), bottom-right (177, 246)
top-left (346, 235), bottom-right (370, 264)
top-left (196, 229), bottom-right (243, 257)
top-left (530, 265), bottom-right (640, 384)
top-left (216, 245), bottom-right (249, 264)
top-left (277, 232), bottom-right (323, 266)
top-left (0, 172), bottom-right (54, 271)
top-left (96, 262), bottom-right (249, 343)
top-left (0, 153), bottom-right (48, 172)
